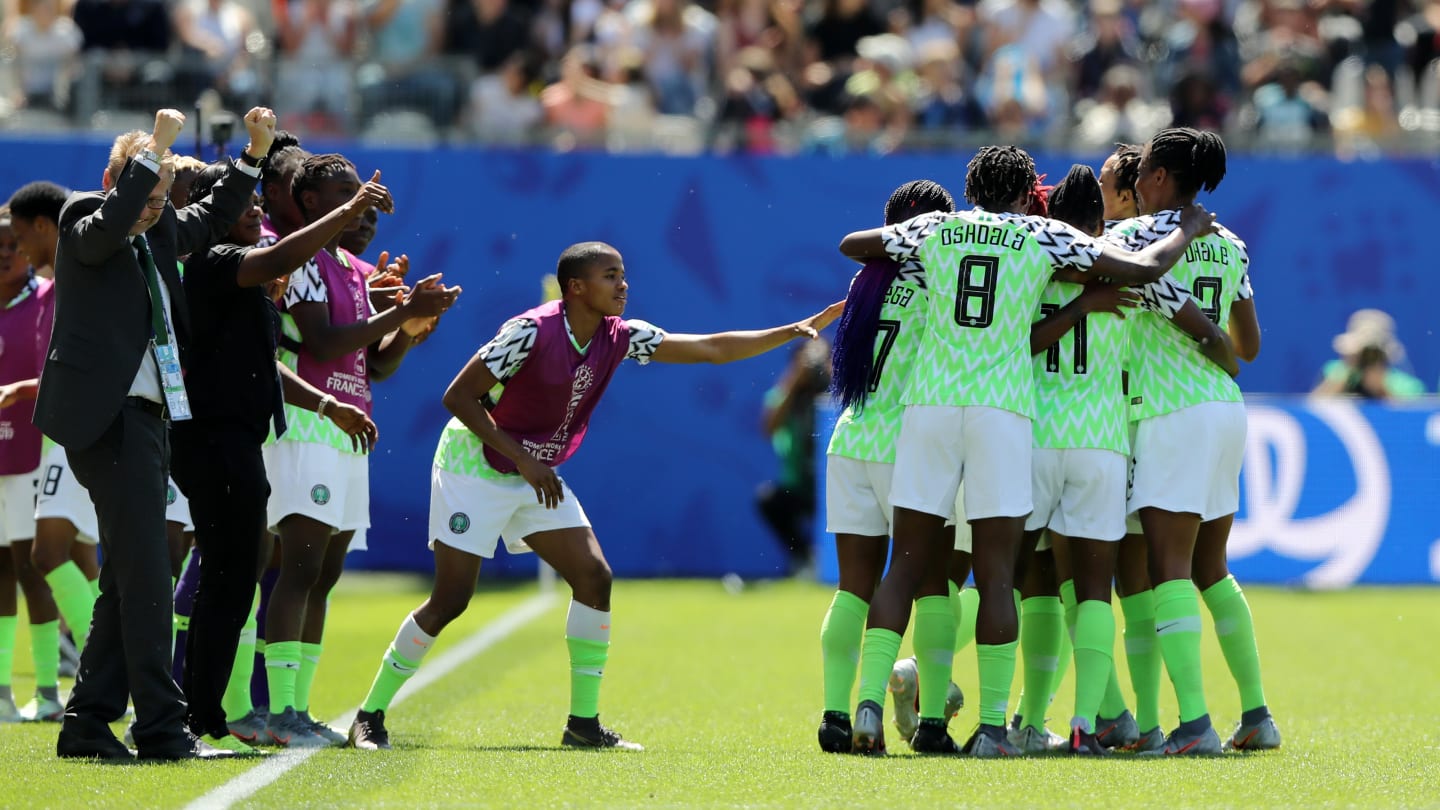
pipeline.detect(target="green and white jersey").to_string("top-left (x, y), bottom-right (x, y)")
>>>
top-left (880, 208), bottom-right (1104, 418)
top-left (1105, 210), bottom-right (1252, 421)
top-left (434, 417), bottom-right (510, 480)
top-left (1030, 280), bottom-right (1129, 454)
top-left (826, 273), bottom-right (927, 463)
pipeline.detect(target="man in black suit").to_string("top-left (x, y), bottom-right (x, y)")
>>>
top-left (35, 107), bottom-right (273, 761)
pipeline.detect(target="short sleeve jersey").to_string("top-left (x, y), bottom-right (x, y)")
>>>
top-left (433, 316), bottom-right (666, 480)
top-left (1031, 280), bottom-right (1129, 454)
top-left (880, 208), bottom-right (1103, 418)
top-left (826, 272), bottom-right (927, 464)
top-left (1105, 210), bottom-right (1252, 420)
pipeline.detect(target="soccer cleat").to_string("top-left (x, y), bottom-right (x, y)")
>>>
top-left (21, 694), bottom-right (64, 723)
top-left (0, 696), bottom-right (21, 723)
top-left (201, 733), bottom-right (266, 757)
top-left (1124, 726), bottom-right (1166, 753)
top-left (348, 709), bottom-right (392, 751)
top-left (1225, 715), bottom-right (1282, 751)
top-left (850, 699), bottom-right (887, 756)
top-left (227, 709), bottom-right (269, 744)
top-left (962, 724), bottom-right (1021, 758)
top-left (817, 711), bottom-right (852, 754)
top-left (1095, 709), bottom-right (1140, 749)
top-left (264, 707), bottom-right (332, 748)
top-left (1139, 721), bottom-right (1223, 756)
top-left (297, 709), bottom-right (347, 745)
top-left (1007, 724), bottom-right (1065, 754)
top-left (1068, 724), bottom-right (1109, 756)
top-left (561, 715), bottom-right (644, 751)
top-left (888, 657), bottom-right (921, 742)
top-left (908, 717), bottom-right (960, 755)
top-left (58, 633), bottom-right (80, 679)
top-left (888, 656), bottom-right (965, 744)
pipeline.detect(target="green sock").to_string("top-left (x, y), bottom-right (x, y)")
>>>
top-left (1201, 575), bottom-right (1267, 713)
top-left (88, 578), bottom-right (100, 600)
top-left (265, 640), bottom-right (303, 712)
top-left (1050, 582), bottom-right (1074, 708)
top-left (1153, 579), bottom-right (1207, 723)
top-left (0, 616), bottom-right (15, 688)
top-left (361, 614), bottom-right (435, 714)
top-left (223, 591), bottom-right (259, 721)
top-left (976, 640), bottom-right (1019, 727)
top-left (819, 590), bottom-right (868, 714)
top-left (294, 643), bottom-right (322, 713)
top-left (30, 620), bottom-right (60, 689)
top-left (913, 596), bottom-right (955, 720)
top-left (1120, 590), bottom-right (1161, 731)
top-left (43, 562), bottom-right (95, 651)
top-left (855, 628), bottom-right (902, 707)
top-left (1018, 596), bottom-right (1064, 730)
top-left (953, 586), bottom-right (979, 653)
top-left (1072, 601), bottom-right (1116, 732)
top-left (566, 637), bottom-right (609, 719)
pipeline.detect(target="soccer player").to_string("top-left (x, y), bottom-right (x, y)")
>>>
top-left (837, 145), bottom-right (1219, 757)
top-left (0, 205), bottom-right (61, 723)
top-left (820, 180), bottom-right (961, 754)
top-left (1105, 127), bottom-right (1272, 755)
top-left (348, 241), bottom-right (843, 752)
top-left (262, 153), bottom-right (458, 747)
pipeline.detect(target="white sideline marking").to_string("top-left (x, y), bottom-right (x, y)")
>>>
top-left (184, 592), bottom-right (556, 810)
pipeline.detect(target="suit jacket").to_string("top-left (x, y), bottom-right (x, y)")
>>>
top-left (34, 157), bottom-right (258, 450)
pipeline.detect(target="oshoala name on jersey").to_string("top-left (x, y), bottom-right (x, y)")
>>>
top-left (884, 285), bottom-right (916, 307)
top-left (1184, 240), bottom-right (1230, 266)
top-left (939, 223), bottom-right (1026, 251)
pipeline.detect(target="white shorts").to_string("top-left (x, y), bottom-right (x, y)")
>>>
top-left (428, 467), bottom-right (590, 559)
top-left (1129, 401), bottom-right (1247, 522)
top-left (948, 482), bottom-right (972, 554)
top-left (0, 469), bottom-right (38, 545)
top-left (264, 440), bottom-right (370, 552)
top-left (35, 444), bottom-right (98, 545)
top-left (891, 405), bottom-right (1033, 522)
top-left (1025, 447), bottom-right (1128, 542)
top-left (1124, 421), bottom-right (1142, 535)
top-left (165, 478), bottom-right (194, 532)
top-left (824, 456), bottom-right (894, 537)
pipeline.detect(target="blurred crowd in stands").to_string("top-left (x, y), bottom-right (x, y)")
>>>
top-left (0, 0), bottom-right (1437, 154)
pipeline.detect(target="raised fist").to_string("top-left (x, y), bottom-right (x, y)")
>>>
top-left (151, 109), bottom-right (186, 151)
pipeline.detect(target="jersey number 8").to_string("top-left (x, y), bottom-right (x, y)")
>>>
top-left (953, 255), bottom-right (998, 329)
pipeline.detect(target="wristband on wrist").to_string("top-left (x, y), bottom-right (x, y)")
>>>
top-left (238, 150), bottom-right (266, 168)
top-left (317, 394), bottom-right (335, 419)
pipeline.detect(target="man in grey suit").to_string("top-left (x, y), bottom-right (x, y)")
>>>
top-left (36, 107), bottom-right (274, 761)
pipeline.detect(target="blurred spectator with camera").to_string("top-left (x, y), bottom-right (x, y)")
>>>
top-left (755, 336), bottom-right (830, 577)
top-left (1312, 309), bottom-right (1425, 400)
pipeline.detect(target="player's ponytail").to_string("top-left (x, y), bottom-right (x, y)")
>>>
top-left (1047, 164), bottom-right (1104, 235)
top-left (1192, 130), bottom-right (1227, 194)
top-left (830, 180), bottom-right (955, 412)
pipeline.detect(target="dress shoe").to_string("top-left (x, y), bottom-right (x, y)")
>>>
top-left (57, 728), bottom-right (135, 762)
top-left (138, 731), bottom-right (240, 761)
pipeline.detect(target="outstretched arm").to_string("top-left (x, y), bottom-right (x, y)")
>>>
top-left (442, 355), bottom-right (565, 508)
top-left (0, 378), bottom-right (39, 408)
top-left (651, 301), bottom-right (844, 365)
top-left (839, 228), bottom-right (886, 263)
top-left (1088, 203), bottom-right (1217, 284)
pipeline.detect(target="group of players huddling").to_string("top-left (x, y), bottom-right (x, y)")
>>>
top-left (816, 129), bottom-right (1274, 757)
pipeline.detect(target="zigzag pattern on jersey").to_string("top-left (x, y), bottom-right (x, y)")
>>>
top-left (1033, 391), bottom-right (1129, 454)
top-left (828, 278), bottom-right (927, 464)
top-left (481, 318), bottom-right (539, 381)
top-left (1032, 281), bottom-right (1129, 453)
top-left (434, 418), bottom-right (504, 479)
top-left (1136, 275), bottom-right (1191, 317)
top-left (1107, 214), bottom-right (1247, 420)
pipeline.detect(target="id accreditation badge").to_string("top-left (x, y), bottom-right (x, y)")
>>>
top-left (153, 341), bottom-right (193, 422)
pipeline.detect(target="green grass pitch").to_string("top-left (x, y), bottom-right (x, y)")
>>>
top-left (1, 574), bottom-right (1437, 808)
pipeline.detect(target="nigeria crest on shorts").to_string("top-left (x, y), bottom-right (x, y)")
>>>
top-left (448, 512), bottom-right (470, 534)
top-left (166, 484), bottom-right (177, 505)
top-left (311, 484), bottom-right (331, 505)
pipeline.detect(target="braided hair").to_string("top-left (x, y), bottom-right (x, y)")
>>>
top-left (964, 145), bottom-right (1037, 213)
top-left (830, 180), bottom-right (955, 412)
top-left (1110, 142), bottom-right (1143, 199)
top-left (1047, 164), bottom-right (1104, 236)
top-left (1145, 127), bottom-right (1227, 198)
top-left (291, 153), bottom-right (357, 220)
